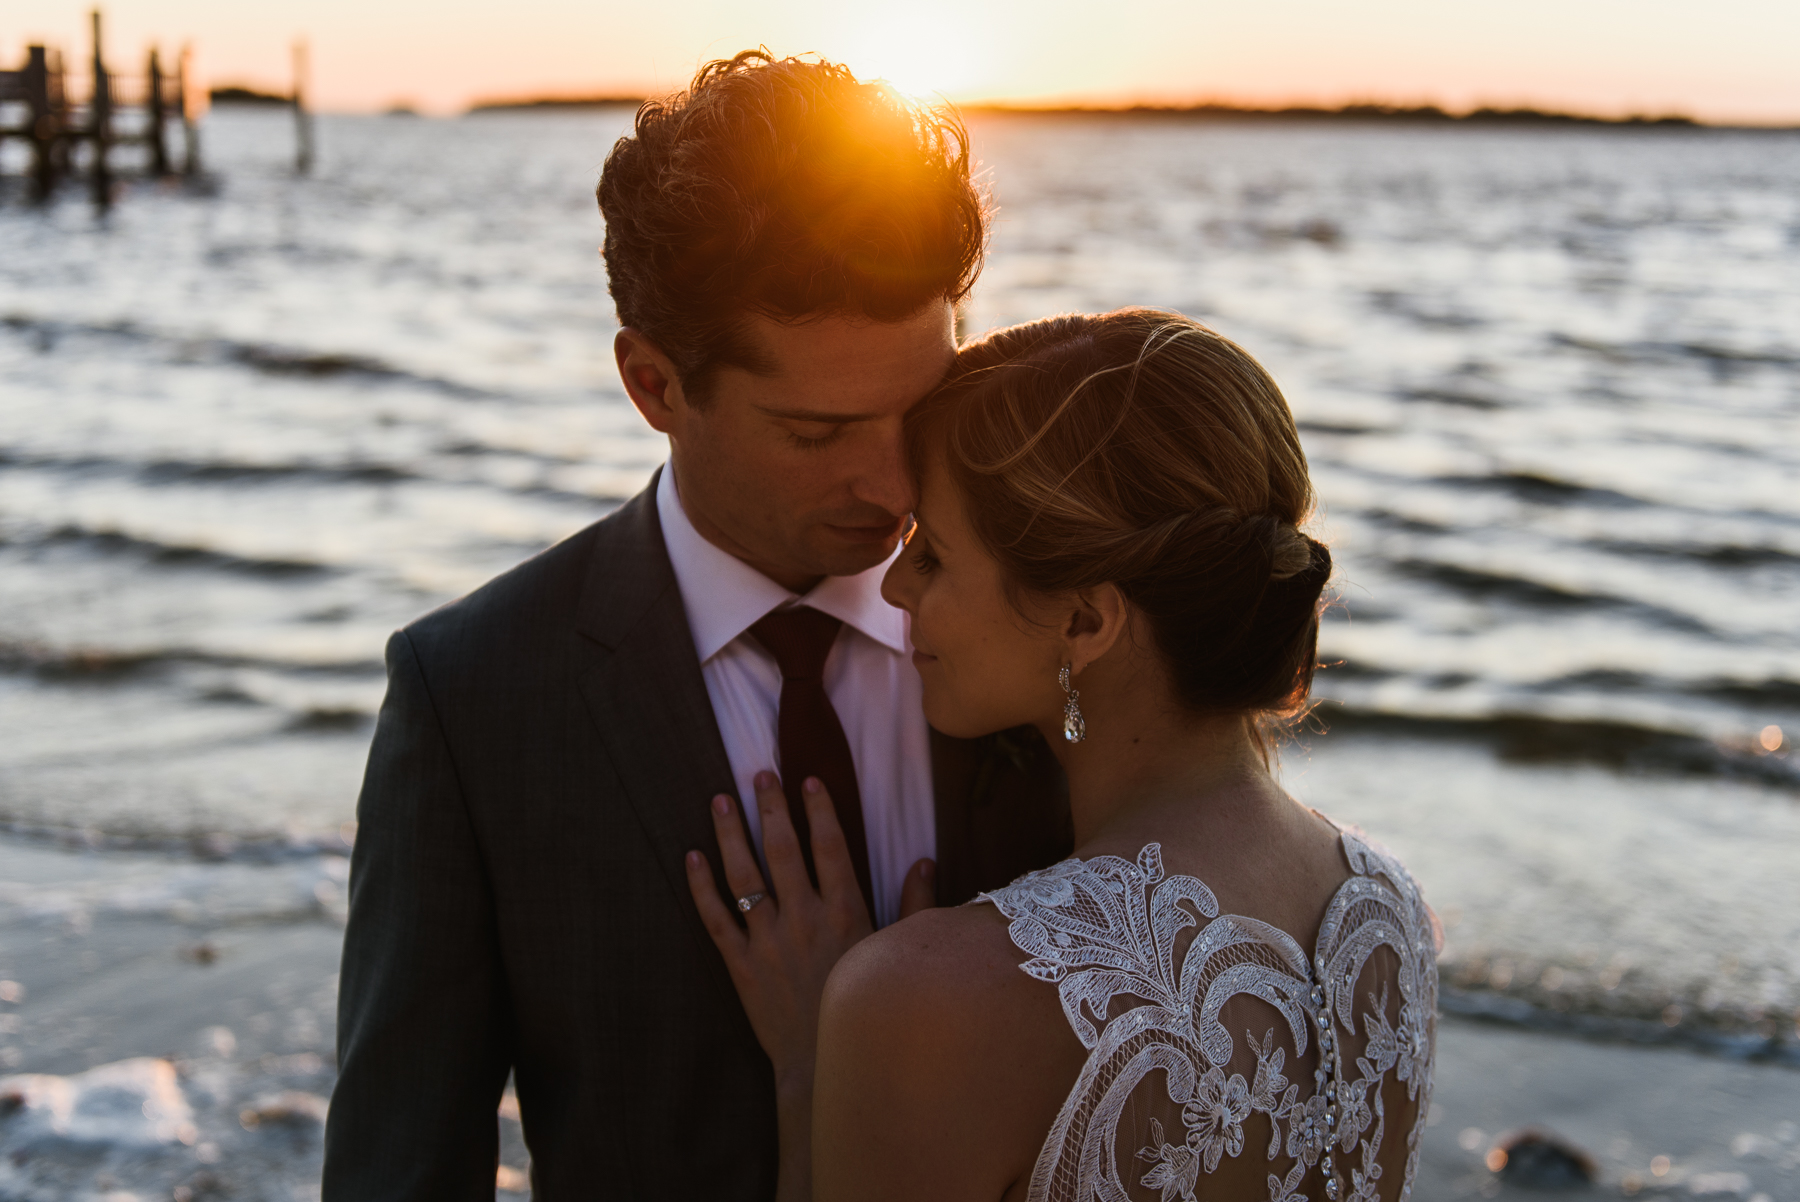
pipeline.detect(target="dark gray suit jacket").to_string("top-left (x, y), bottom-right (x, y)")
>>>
top-left (322, 475), bottom-right (1070, 1200)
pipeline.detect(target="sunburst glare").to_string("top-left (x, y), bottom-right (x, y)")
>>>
top-left (836, 10), bottom-right (993, 100)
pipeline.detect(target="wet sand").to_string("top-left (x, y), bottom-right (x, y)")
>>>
top-left (1423, 1020), bottom-right (1800, 1200)
top-left (0, 844), bottom-right (532, 1200)
top-left (2, 835), bottom-right (1796, 1201)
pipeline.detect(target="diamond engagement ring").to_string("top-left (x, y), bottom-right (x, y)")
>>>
top-left (736, 891), bottom-right (767, 913)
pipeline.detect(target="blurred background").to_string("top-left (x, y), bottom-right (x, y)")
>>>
top-left (1, 2), bottom-right (1797, 1199)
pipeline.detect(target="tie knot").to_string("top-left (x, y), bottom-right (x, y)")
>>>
top-left (750, 607), bottom-right (843, 681)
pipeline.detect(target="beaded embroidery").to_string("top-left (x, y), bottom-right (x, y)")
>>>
top-left (977, 830), bottom-right (1437, 1202)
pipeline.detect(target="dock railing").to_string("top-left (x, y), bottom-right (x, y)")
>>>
top-left (0, 8), bottom-right (201, 209)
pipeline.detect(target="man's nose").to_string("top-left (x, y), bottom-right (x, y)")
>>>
top-left (855, 426), bottom-right (917, 517)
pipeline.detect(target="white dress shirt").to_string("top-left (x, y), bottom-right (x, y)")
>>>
top-left (656, 465), bottom-right (935, 928)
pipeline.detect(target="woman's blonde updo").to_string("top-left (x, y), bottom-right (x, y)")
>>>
top-left (908, 308), bottom-right (1330, 722)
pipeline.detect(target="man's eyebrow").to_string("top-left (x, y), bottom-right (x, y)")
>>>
top-left (752, 404), bottom-right (876, 423)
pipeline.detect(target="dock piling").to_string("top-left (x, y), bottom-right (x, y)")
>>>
top-left (178, 43), bottom-right (200, 177)
top-left (147, 47), bottom-right (169, 177)
top-left (291, 39), bottom-right (313, 176)
top-left (49, 48), bottom-right (72, 183)
top-left (89, 8), bottom-right (112, 211)
top-left (21, 45), bottom-right (60, 201)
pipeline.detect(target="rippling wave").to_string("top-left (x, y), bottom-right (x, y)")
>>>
top-left (1, 110), bottom-right (1795, 814)
top-left (2, 109), bottom-right (1797, 1039)
top-left (2, 312), bottom-right (501, 396)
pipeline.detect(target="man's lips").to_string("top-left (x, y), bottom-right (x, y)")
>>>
top-left (824, 516), bottom-right (906, 543)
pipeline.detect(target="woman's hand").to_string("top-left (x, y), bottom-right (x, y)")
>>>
top-left (686, 770), bottom-right (875, 1086)
top-left (686, 770), bottom-right (934, 1202)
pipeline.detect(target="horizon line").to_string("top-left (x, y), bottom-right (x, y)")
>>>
top-left (196, 81), bottom-right (1800, 129)
top-left (448, 93), bottom-right (1799, 129)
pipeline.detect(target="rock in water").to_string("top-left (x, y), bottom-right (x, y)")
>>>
top-left (239, 1090), bottom-right (328, 1130)
top-left (1491, 1127), bottom-right (1597, 1189)
top-left (0, 1057), bottom-right (197, 1151)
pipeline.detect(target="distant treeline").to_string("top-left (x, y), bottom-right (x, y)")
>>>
top-left (467, 96), bottom-right (646, 113)
top-left (458, 96), bottom-right (1793, 128)
top-left (964, 102), bottom-right (1705, 127)
top-left (209, 85), bottom-right (292, 106)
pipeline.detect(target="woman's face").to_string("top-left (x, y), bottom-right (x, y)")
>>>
top-left (881, 454), bottom-right (1068, 740)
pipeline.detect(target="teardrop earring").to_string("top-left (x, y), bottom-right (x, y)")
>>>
top-left (1059, 663), bottom-right (1087, 744)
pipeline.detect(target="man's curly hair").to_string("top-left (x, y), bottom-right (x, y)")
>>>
top-left (598, 50), bottom-right (990, 397)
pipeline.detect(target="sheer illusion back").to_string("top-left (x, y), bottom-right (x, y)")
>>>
top-left (976, 829), bottom-right (1438, 1202)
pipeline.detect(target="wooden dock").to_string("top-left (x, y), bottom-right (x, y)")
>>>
top-left (0, 9), bottom-right (200, 209)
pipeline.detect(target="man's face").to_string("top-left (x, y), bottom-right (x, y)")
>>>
top-left (621, 304), bottom-right (955, 591)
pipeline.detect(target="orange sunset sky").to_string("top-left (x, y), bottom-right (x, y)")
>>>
top-left (7, 0), bottom-right (1799, 123)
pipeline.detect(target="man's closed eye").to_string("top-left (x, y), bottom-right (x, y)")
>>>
top-left (784, 422), bottom-right (846, 449)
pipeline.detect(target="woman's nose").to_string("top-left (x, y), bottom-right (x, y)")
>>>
top-left (881, 549), bottom-right (918, 613)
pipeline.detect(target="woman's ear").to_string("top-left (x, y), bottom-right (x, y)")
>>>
top-left (1062, 583), bottom-right (1128, 675)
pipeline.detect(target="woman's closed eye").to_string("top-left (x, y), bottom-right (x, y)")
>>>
top-left (909, 538), bottom-right (941, 575)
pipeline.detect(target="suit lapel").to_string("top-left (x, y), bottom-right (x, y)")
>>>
top-left (573, 474), bottom-right (743, 931)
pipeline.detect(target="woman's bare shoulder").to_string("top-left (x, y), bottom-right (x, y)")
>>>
top-left (816, 902), bottom-right (1081, 1201)
top-left (819, 898), bottom-right (1081, 1107)
top-left (825, 902), bottom-right (1027, 1025)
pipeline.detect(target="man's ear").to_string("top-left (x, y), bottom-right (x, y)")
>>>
top-left (1063, 583), bottom-right (1129, 677)
top-left (615, 328), bottom-right (686, 436)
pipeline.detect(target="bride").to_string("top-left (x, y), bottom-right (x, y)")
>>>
top-left (683, 308), bottom-right (1440, 1202)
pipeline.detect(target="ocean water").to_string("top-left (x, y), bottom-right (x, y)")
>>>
top-left (1, 108), bottom-right (1796, 1044)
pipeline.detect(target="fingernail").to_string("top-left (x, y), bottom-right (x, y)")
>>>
top-left (755, 770), bottom-right (776, 790)
top-left (803, 776), bottom-right (822, 794)
top-left (686, 850), bottom-right (702, 868)
top-left (711, 795), bottom-right (730, 816)
top-left (921, 860), bottom-right (935, 881)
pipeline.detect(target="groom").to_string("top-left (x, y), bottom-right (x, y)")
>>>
top-left (321, 51), bottom-right (1069, 1200)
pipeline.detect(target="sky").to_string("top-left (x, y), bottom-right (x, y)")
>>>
top-left (7, 0), bottom-right (1799, 123)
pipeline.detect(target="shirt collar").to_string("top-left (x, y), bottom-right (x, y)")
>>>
top-left (656, 463), bottom-right (909, 663)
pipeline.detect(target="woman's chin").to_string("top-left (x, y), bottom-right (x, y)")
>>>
top-left (920, 694), bottom-right (1025, 742)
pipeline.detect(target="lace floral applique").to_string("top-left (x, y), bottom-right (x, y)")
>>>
top-left (978, 830), bottom-right (1438, 1202)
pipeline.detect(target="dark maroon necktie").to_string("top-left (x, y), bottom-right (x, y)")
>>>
top-left (748, 606), bottom-right (875, 918)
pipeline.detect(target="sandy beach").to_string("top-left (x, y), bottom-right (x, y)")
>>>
top-left (1, 826), bottom-right (1795, 1201)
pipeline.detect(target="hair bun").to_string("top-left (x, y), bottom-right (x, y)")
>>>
top-left (1269, 523), bottom-right (1319, 581)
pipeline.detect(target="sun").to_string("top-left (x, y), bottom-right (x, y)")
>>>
top-left (838, 13), bottom-right (990, 100)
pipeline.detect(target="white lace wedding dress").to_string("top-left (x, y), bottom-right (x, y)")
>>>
top-left (976, 827), bottom-right (1438, 1202)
